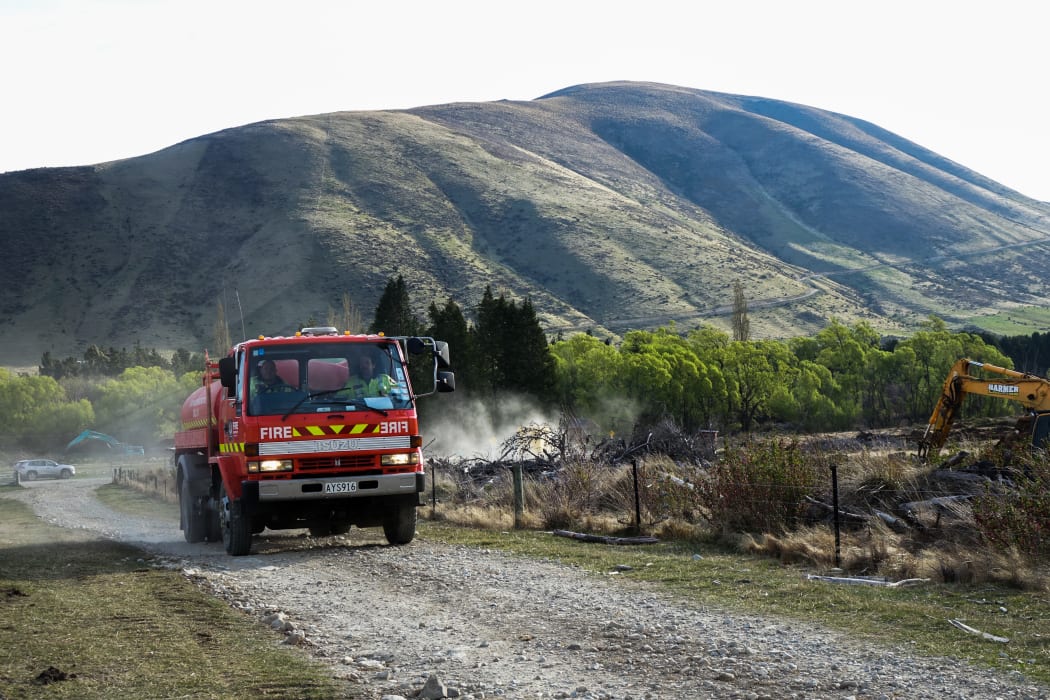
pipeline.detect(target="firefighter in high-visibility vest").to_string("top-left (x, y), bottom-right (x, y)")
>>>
top-left (344, 352), bottom-right (395, 398)
top-left (251, 359), bottom-right (294, 394)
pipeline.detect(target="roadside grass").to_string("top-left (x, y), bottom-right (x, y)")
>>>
top-left (0, 491), bottom-right (351, 700)
top-left (94, 480), bottom-right (1050, 685)
top-left (93, 481), bottom-right (180, 517)
top-left (15, 478), bottom-right (1049, 690)
top-left (416, 518), bottom-right (1050, 686)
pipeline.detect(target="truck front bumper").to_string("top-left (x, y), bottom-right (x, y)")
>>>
top-left (242, 471), bottom-right (425, 505)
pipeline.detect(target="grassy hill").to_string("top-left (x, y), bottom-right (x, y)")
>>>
top-left (2, 81), bottom-right (1049, 366)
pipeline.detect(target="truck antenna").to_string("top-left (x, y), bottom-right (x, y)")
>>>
top-left (235, 289), bottom-right (247, 341)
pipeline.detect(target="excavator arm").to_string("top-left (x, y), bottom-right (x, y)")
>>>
top-left (918, 358), bottom-right (1050, 459)
top-left (66, 429), bottom-right (122, 450)
top-left (66, 429), bottom-right (145, 455)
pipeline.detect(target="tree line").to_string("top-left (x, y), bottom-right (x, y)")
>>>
top-left (6, 275), bottom-right (1047, 453)
top-left (302, 279), bottom-right (1050, 439)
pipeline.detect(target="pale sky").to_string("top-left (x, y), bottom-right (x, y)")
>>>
top-left (3, 0), bottom-right (1048, 201)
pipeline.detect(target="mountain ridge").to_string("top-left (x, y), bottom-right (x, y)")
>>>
top-left (2, 81), bottom-right (1048, 366)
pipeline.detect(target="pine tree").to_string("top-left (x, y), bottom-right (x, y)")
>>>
top-left (505, 298), bottom-right (556, 399)
top-left (370, 275), bottom-right (423, 337)
top-left (470, 286), bottom-right (505, 394)
top-left (427, 298), bottom-right (471, 372)
top-left (470, 287), bottom-right (555, 404)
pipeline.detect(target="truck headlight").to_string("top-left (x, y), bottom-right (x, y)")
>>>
top-left (381, 453), bottom-right (419, 466)
top-left (248, 459), bottom-right (293, 473)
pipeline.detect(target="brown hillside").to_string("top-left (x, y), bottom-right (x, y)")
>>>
top-left (1, 81), bottom-right (1048, 365)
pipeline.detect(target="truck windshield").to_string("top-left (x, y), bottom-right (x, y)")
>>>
top-left (247, 342), bottom-right (411, 416)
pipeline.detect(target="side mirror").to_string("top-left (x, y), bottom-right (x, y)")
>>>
top-left (433, 341), bottom-right (451, 369)
top-left (436, 371), bottom-right (456, 393)
top-left (218, 357), bottom-right (237, 391)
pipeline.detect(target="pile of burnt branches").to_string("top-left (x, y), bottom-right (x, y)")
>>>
top-left (426, 415), bottom-right (717, 490)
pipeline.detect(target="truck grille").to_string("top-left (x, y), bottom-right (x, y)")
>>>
top-left (298, 455), bottom-right (375, 471)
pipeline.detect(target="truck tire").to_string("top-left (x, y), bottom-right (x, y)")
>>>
top-left (383, 499), bottom-right (417, 545)
top-left (59, 468), bottom-right (73, 479)
top-left (180, 474), bottom-right (207, 543)
top-left (207, 510), bottom-right (223, 543)
top-left (219, 482), bottom-right (252, 556)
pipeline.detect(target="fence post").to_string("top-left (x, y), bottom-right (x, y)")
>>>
top-left (632, 457), bottom-right (641, 535)
top-left (830, 463), bottom-right (841, 568)
top-left (430, 460), bottom-right (437, 516)
top-left (512, 462), bottom-right (524, 528)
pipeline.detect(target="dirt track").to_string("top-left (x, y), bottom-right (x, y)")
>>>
top-left (8, 476), bottom-right (1048, 699)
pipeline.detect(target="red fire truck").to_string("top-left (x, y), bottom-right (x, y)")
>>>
top-left (174, 327), bottom-right (454, 555)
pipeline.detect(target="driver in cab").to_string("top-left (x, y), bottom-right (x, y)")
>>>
top-left (344, 351), bottom-right (395, 398)
top-left (251, 359), bottom-right (294, 394)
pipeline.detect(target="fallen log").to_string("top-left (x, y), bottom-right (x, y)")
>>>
top-left (900, 494), bottom-right (974, 510)
top-left (948, 618), bottom-right (1009, 643)
top-left (552, 529), bottom-right (659, 545)
top-left (805, 496), bottom-right (868, 521)
top-left (875, 509), bottom-right (911, 532)
top-left (806, 574), bottom-right (929, 587)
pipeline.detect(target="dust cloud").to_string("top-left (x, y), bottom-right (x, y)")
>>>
top-left (422, 396), bottom-right (559, 460)
top-left (420, 392), bottom-right (644, 460)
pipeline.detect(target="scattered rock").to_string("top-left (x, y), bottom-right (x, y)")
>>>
top-left (420, 673), bottom-right (448, 700)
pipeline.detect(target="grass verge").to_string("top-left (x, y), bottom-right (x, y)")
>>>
top-left (416, 518), bottom-right (1050, 686)
top-left (0, 490), bottom-right (350, 700)
top-left (8, 480), bottom-right (1047, 692)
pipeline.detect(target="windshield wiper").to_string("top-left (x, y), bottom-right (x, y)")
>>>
top-left (282, 389), bottom-right (388, 420)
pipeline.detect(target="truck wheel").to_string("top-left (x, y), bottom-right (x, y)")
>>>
top-left (59, 469), bottom-right (73, 479)
top-left (219, 482), bottom-right (252, 556)
top-left (180, 475), bottom-right (207, 543)
top-left (206, 510), bottom-right (222, 543)
top-left (383, 499), bottom-right (417, 545)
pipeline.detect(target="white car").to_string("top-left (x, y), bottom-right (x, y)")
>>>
top-left (13, 459), bottom-right (76, 481)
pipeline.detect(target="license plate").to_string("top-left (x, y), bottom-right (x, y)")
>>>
top-left (324, 481), bottom-right (358, 494)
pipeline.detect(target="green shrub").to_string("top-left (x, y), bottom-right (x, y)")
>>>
top-left (972, 456), bottom-right (1050, 557)
top-left (695, 437), bottom-right (822, 534)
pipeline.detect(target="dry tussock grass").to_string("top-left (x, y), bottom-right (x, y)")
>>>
top-left (425, 503), bottom-right (526, 530)
top-left (742, 523), bottom-right (1049, 591)
top-left (427, 428), bottom-right (1050, 591)
top-left (116, 466), bottom-right (178, 503)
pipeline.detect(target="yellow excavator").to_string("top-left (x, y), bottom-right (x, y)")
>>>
top-left (918, 358), bottom-right (1050, 460)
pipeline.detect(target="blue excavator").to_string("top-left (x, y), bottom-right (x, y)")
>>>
top-left (66, 430), bottom-right (145, 456)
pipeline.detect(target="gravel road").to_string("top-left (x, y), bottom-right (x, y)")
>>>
top-left (7, 476), bottom-right (1048, 700)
